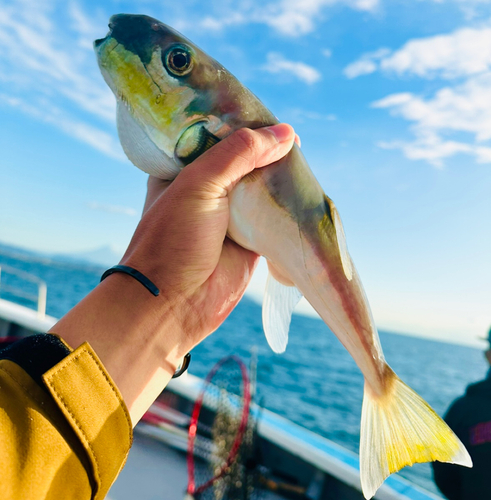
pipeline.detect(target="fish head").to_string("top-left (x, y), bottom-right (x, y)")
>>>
top-left (95, 14), bottom-right (274, 177)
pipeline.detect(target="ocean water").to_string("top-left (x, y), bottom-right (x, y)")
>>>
top-left (0, 246), bottom-right (487, 496)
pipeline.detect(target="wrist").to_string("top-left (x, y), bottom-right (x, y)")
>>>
top-left (49, 272), bottom-right (189, 425)
top-left (116, 256), bottom-right (213, 355)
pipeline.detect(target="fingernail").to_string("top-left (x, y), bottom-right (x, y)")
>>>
top-left (265, 123), bottom-right (294, 143)
top-left (295, 134), bottom-right (301, 147)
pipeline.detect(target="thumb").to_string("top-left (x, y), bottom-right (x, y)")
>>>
top-left (178, 124), bottom-right (295, 198)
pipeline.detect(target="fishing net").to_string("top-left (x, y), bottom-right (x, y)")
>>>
top-left (186, 355), bottom-right (262, 500)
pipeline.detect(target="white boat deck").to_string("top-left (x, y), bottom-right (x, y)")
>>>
top-left (108, 431), bottom-right (286, 500)
top-left (108, 432), bottom-right (189, 500)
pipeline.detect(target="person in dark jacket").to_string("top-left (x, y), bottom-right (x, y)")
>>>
top-left (432, 328), bottom-right (491, 500)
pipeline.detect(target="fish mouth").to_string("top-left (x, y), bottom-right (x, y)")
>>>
top-left (94, 29), bottom-right (112, 50)
top-left (94, 14), bottom-right (162, 65)
top-left (93, 32), bottom-right (120, 94)
top-left (94, 18), bottom-right (116, 49)
top-left (94, 35), bottom-right (109, 48)
top-left (93, 31), bottom-right (120, 70)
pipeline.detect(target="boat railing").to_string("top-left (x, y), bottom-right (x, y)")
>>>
top-left (0, 264), bottom-right (47, 319)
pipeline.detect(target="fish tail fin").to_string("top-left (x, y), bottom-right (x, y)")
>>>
top-left (360, 371), bottom-right (472, 499)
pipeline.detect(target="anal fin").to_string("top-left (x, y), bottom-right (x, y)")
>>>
top-left (262, 264), bottom-right (302, 354)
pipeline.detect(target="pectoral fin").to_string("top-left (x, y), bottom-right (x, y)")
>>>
top-left (262, 267), bottom-right (302, 354)
top-left (325, 197), bottom-right (353, 281)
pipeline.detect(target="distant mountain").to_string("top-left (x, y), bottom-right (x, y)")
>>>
top-left (54, 246), bottom-right (124, 268)
top-left (0, 241), bottom-right (123, 269)
top-left (0, 241), bottom-right (54, 264)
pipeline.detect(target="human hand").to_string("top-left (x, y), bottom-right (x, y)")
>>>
top-left (142, 129), bottom-right (300, 214)
top-left (52, 124), bottom-right (295, 424)
top-left (120, 123), bottom-right (296, 356)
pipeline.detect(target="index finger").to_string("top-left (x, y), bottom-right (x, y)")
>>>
top-left (178, 124), bottom-right (295, 199)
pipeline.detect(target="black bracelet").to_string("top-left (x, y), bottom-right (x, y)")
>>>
top-left (101, 265), bottom-right (160, 296)
top-left (100, 265), bottom-right (191, 378)
top-left (172, 353), bottom-right (191, 378)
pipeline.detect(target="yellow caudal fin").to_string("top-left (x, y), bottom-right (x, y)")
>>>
top-left (360, 373), bottom-right (472, 499)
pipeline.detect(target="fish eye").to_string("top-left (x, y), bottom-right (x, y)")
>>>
top-left (164, 45), bottom-right (193, 76)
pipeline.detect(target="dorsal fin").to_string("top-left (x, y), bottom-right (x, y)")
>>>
top-left (325, 197), bottom-right (353, 281)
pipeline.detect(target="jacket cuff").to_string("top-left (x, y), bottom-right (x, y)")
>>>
top-left (0, 334), bottom-right (71, 388)
top-left (42, 341), bottom-right (133, 500)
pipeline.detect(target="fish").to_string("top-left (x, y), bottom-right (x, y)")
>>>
top-left (94, 14), bottom-right (472, 499)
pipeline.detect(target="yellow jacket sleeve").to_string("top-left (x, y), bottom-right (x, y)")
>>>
top-left (0, 339), bottom-right (133, 500)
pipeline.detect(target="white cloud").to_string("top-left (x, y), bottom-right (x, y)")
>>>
top-left (286, 108), bottom-right (337, 122)
top-left (263, 52), bottom-right (321, 84)
top-left (376, 132), bottom-right (475, 168)
top-left (373, 75), bottom-right (491, 141)
top-left (344, 48), bottom-right (390, 78)
top-left (345, 26), bottom-right (491, 80)
top-left (346, 25), bottom-right (491, 165)
top-left (372, 72), bottom-right (491, 166)
top-left (345, 59), bottom-right (377, 78)
top-left (58, 120), bottom-right (124, 160)
top-left (195, 0), bottom-right (380, 36)
top-left (380, 27), bottom-right (491, 79)
top-left (265, 0), bottom-right (379, 36)
top-left (0, 0), bottom-right (119, 159)
top-left (87, 202), bottom-right (137, 216)
top-left (0, 93), bottom-right (125, 160)
top-left (422, 0), bottom-right (491, 21)
top-left (68, 1), bottom-right (106, 50)
top-left (199, 12), bottom-right (245, 32)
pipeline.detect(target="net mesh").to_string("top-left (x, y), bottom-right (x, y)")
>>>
top-left (189, 356), bottom-right (261, 500)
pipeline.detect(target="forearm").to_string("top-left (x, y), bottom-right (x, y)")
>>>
top-left (49, 272), bottom-right (189, 426)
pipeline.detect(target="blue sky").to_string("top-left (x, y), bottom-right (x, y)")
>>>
top-left (1, 0), bottom-right (490, 345)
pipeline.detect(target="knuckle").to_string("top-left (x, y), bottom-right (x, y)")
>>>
top-left (228, 128), bottom-right (258, 158)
